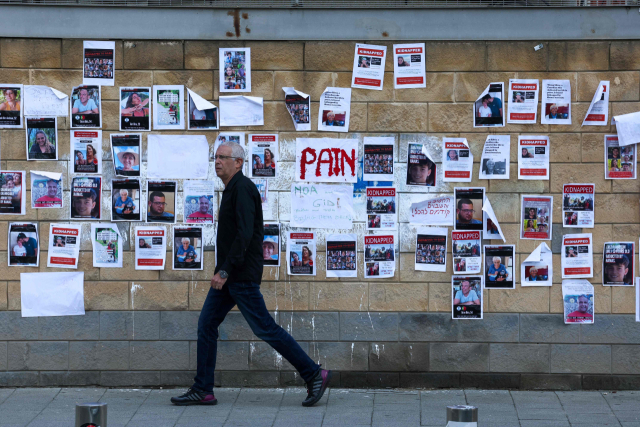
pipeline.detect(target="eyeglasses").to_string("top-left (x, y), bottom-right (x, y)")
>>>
top-left (460, 209), bottom-right (475, 214)
top-left (151, 202), bottom-right (167, 206)
top-left (213, 155), bottom-right (241, 161)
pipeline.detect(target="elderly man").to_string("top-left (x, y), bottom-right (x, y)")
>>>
top-left (72, 88), bottom-right (99, 114)
top-left (322, 111), bottom-right (337, 126)
top-left (487, 256), bottom-right (509, 282)
top-left (187, 196), bottom-right (214, 222)
top-left (546, 104), bottom-right (559, 120)
top-left (35, 179), bottom-right (61, 207)
top-left (176, 237), bottom-right (196, 263)
top-left (114, 189), bottom-right (135, 216)
top-left (566, 295), bottom-right (593, 323)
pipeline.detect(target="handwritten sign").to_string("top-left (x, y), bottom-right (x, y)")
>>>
top-left (409, 195), bottom-right (454, 226)
top-left (290, 183), bottom-right (354, 229)
top-left (296, 138), bottom-right (358, 183)
top-left (23, 86), bottom-right (68, 117)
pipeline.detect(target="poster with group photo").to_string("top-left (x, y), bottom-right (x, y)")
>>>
top-left (406, 143), bottom-right (436, 187)
top-left (120, 87), bottom-right (150, 131)
top-left (146, 181), bottom-right (176, 224)
top-left (8, 223), bottom-right (38, 267)
top-left (91, 223), bottom-right (122, 268)
top-left (187, 88), bottom-right (218, 130)
top-left (71, 176), bottom-right (101, 220)
top-left (184, 180), bottom-right (215, 224)
top-left (111, 133), bottom-right (141, 177)
top-left (363, 137), bottom-right (394, 182)
top-left (318, 87), bottom-right (351, 132)
top-left (605, 135), bottom-right (635, 179)
top-left (603, 242), bottom-right (634, 286)
top-left (563, 183), bottom-right (595, 228)
top-left (479, 135), bottom-right (510, 179)
top-left (521, 195), bottom-right (553, 240)
top-left (562, 233), bottom-right (593, 279)
top-left (507, 79), bottom-right (538, 124)
top-left (415, 227), bottom-right (447, 272)
top-left (47, 223), bottom-right (81, 269)
top-left (393, 43), bottom-right (426, 89)
top-left (173, 227), bottom-right (203, 271)
top-left (366, 187), bottom-right (397, 230)
top-left (287, 232), bottom-right (316, 276)
top-left (0, 84), bottom-right (23, 128)
top-left (474, 82), bottom-right (505, 128)
top-left (351, 43), bottom-right (387, 90)
top-left (83, 40), bottom-right (115, 86)
top-left (0, 171), bottom-right (25, 215)
top-left (26, 117), bottom-right (57, 160)
top-left (283, 87), bottom-right (310, 131)
top-left (249, 134), bottom-right (277, 178)
top-left (521, 242), bottom-right (552, 287)
top-left (31, 171), bottom-right (62, 209)
top-left (326, 233), bottom-right (357, 278)
top-left (220, 48), bottom-right (251, 92)
top-left (70, 86), bottom-right (102, 129)
top-left (71, 130), bottom-right (102, 174)
top-left (111, 179), bottom-right (140, 221)
top-left (518, 135), bottom-right (549, 180)
top-left (583, 81), bottom-right (609, 126)
top-left (452, 276), bottom-right (483, 320)
top-left (484, 245), bottom-right (515, 289)
top-left (454, 187), bottom-right (484, 231)
top-left (263, 223), bottom-right (280, 267)
top-left (364, 234), bottom-right (395, 279)
top-left (452, 230), bottom-right (481, 274)
top-left (153, 85), bottom-right (184, 130)
top-left (562, 280), bottom-right (594, 324)
top-left (134, 226), bottom-right (166, 271)
top-left (443, 138), bottom-right (472, 182)
top-left (541, 79), bottom-right (571, 125)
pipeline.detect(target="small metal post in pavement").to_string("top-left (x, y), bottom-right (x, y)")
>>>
top-left (75, 402), bottom-right (107, 427)
top-left (446, 405), bottom-right (478, 426)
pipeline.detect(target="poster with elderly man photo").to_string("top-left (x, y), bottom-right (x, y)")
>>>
top-left (111, 134), bottom-right (141, 177)
top-left (479, 135), bottom-right (510, 180)
top-left (173, 227), bottom-right (204, 271)
top-left (562, 280), bottom-right (594, 324)
top-left (483, 245), bottom-right (515, 289)
top-left (541, 79), bottom-right (572, 125)
top-left (474, 82), bottom-right (505, 128)
top-left (184, 180), bottom-right (215, 225)
top-left (318, 87), bottom-right (351, 133)
top-left (111, 179), bottom-right (141, 222)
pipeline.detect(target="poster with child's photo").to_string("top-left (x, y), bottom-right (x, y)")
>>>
top-left (70, 85), bottom-right (102, 129)
top-left (219, 48), bottom-right (251, 92)
top-left (263, 223), bottom-right (281, 267)
top-left (31, 171), bottom-right (63, 209)
top-left (8, 223), bottom-right (38, 267)
top-left (26, 117), bottom-right (57, 160)
top-left (71, 176), bottom-right (101, 220)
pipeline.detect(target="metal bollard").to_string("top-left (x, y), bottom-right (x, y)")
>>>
top-left (446, 405), bottom-right (478, 426)
top-left (75, 402), bottom-right (107, 427)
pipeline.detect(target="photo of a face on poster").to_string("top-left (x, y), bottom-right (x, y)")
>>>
top-left (135, 226), bottom-right (166, 270)
top-left (392, 43), bottom-right (426, 89)
top-left (406, 143), bottom-right (436, 187)
top-left (31, 171), bottom-right (62, 209)
top-left (0, 84), bottom-right (23, 128)
top-left (454, 187), bottom-right (484, 231)
top-left (249, 134), bottom-right (277, 178)
top-left (147, 181), bottom-right (176, 224)
top-left (507, 79), bottom-right (538, 124)
top-left (111, 134), bottom-right (141, 177)
top-left (479, 135), bottom-right (510, 179)
top-left (91, 223), bottom-right (122, 268)
top-left (0, 172), bottom-right (25, 215)
top-left (541, 79), bottom-right (571, 125)
top-left (363, 137), bottom-right (394, 182)
top-left (173, 227), bottom-right (203, 271)
top-left (351, 43), bottom-right (387, 91)
top-left (287, 232), bottom-right (316, 276)
top-left (111, 179), bottom-right (140, 221)
top-left (120, 87), bottom-right (150, 131)
top-left (520, 195), bottom-right (553, 240)
top-left (603, 242), bottom-right (635, 286)
top-left (443, 138), bottom-right (472, 183)
top-left (561, 233), bottom-right (593, 279)
top-left (452, 276), bottom-right (483, 320)
top-left (283, 87), bottom-right (311, 131)
top-left (605, 135), bottom-right (635, 179)
top-left (484, 245), bottom-right (515, 289)
top-left (562, 184), bottom-right (595, 228)
top-left (326, 233), bottom-right (357, 278)
top-left (83, 40), bottom-right (115, 86)
top-left (220, 48), bottom-right (251, 93)
top-left (452, 231), bottom-right (481, 274)
top-left (71, 85), bottom-right (101, 129)
top-left (153, 85), bottom-right (184, 130)
top-left (183, 180), bottom-right (215, 224)
top-left (318, 87), bottom-right (351, 133)
top-left (8, 223), bottom-right (38, 267)
top-left (188, 90), bottom-right (218, 130)
top-left (474, 82), bottom-right (504, 128)
top-left (521, 242), bottom-right (552, 287)
top-left (26, 117), bottom-right (57, 160)
top-left (263, 223), bottom-right (281, 267)
top-left (47, 223), bottom-right (81, 269)
top-left (562, 280), bottom-right (594, 324)
top-left (71, 130), bottom-right (102, 174)
top-left (71, 176), bottom-right (101, 220)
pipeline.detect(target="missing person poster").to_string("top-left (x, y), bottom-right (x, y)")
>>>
top-left (454, 187), bottom-right (484, 231)
top-left (83, 40), bottom-right (115, 86)
top-left (563, 183), bottom-right (595, 228)
top-left (518, 135), bottom-right (549, 180)
top-left (452, 231), bottom-right (481, 274)
top-left (252, 178), bottom-right (269, 212)
top-left (263, 222), bottom-right (280, 267)
top-left (26, 117), bottom-right (57, 160)
top-left (562, 233), bottom-right (593, 279)
top-left (290, 183), bottom-right (354, 229)
top-left (603, 242), bottom-right (634, 286)
top-left (409, 195), bottom-right (454, 226)
top-left (507, 79), bottom-right (539, 124)
top-left (541, 79), bottom-right (571, 125)
top-left (71, 176), bottom-right (101, 220)
top-left (111, 133), bottom-right (141, 177)
top-left (443, 138), bottom-right (472, 182)
top-left (351, 43), bottom-right (387, 90)
top-left (287, 232), bottom-right (316, 276)
top-left (521, 195), bottom-right (553, 240)
top-left (482, 197), bottom-right (505, 242)
top-left (479, 135), bottom-right (510, 179)
top-left (521, 242), bottom-right (552, 287)
top-left (393, 43), bottom-right (426, 89)
top-left (452, 276), bottom-right (483, 320)
top-left (363, 137), bottom-right (394, 181)
top-left (415, 227), bottom-right (447, 272)
top-left (318, 87), bottom-right (351, 132)
top-left (91, 223), bottom-right (122, 268)
top-left (220, 47), bottom-right (251, 92)
top-left (47, 223), bottom-right (81, 269)
top-left (295, 138), bottom-right (357, 183)
top-left (120, 87), bottom-right (150, 131)
top-left (187, 88), bottom-right (218, 130)
top-left (70, 85), bottom-right (101, 129)
top-left (134, 226), bottom-right (166, 270)
top-left (249, 134), bottom-right (277, 178)
top-left (283, 87), bottom-right (310, 131)
top-left (31, 171), bottom-right (62, 209)
top-left (0, 172), bottom-right (25, 215)
top-left (583, 81), bottom-right (609, 126)
top-left (407, 143), bottom-right (436, 187)
top-left (366, 187), bottom-right (397, 230)
top-left (147, 181), bottom-right (176, 224)
top-left (326, 233), bottom-right (357, 278)
top-left (484, 245), bottom-right (515, 289)
top-left (0, 84), bottom-right (23, 128)
top-left (71, 130), bottom-right (102, 174)
top-left (214, 133), bottom-right (246, 182)
top-left (562, 280), bottom-right (594, 324)
top-left (605, 135), bottom-right (635, 179)
top-left (173, 227), bottom-right (203, 271)
top-left (111, 179), bottom-right (140, 221)
top-left (153, 85), bottom-right (184, 130)
top-left (474, 82), bottom-right (505, 128)
top-left (364, 234), bottom-right (395, 279)
top-left (8, 223), bottom-right (38, 267)
top-left (184, 180), bottom-right (215, 224)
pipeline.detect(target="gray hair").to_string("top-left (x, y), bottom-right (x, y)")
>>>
top-left (220, 141), bottom-right (245, 164)
top-left (181, 237), bottom-right (191, 244)
top-left (492, 256), bottom-right (501, 263)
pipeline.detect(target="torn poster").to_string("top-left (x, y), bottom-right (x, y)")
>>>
top-left (83, 40), bottom-right (115, 86)
top-left (415, 227), bottom-right (447, 272)
top-left (251, 178), bottom-right (269, 211)
top-left (521, 195), bottom-right (553, 240)
top-left (541, 79), bottom-right (571, 125)
top-left (283, 87), bottom-right (311, 131)
top-left (187, 88), bottom-right (218, 130)
top-left (603, 241), bottom-right (634, 286)
top-left (518, 135), bottom-right (549, 180)
top-left (443, 138), bottom-right (472, 183)
top-left (219, 96), bottom-right (264, 127)
top-left (8, 222), bottom-right (39, 267)
top-left (48, 223), bottom-right (81, 269)
top-left (23, 85), bottom-right (68, 117)
top-left (120, 87), bottom-right (150, 131)
top-left (21, 272), bottom-right (85, 317)
top-left (91, 223), bottom-right (123, 268)
top-left (408, 195), bottom-right (454, 226)
top-left (173, 226), bottom-right (204, 271)
top-left (613, 111), bottom-right (640, 147)
top-left (605, 135), bottom-right (635, 179)
top-left (326, 233), bottom-right (357, 278)
top-left (583, 81), bottom-right (609, 126)
top-left (364, 234), bottom-right (395, 279)
top-left (393, 43), bottom-right (426, 89)
top-left (479, 135), bottom-right (510, 179)
top-left (0, 84), bottom-right (23, 128)
top-left (521, 242), bottom-right (552, 287)
top-left (318, 87), bottom-right (351, 132)
top-left (351, 43), bottom-right (387, 90)
top-left (147, 134), bottom-right (209, 180)
top-left (562, 233), bottom-right (593, 279)
top-left (482, 197), bottom-right (505, 242)
top-left (474, 82), bottom-right (505, 128)
top-left (363, 137), bottom-right (394, 182)
top-left (562, 183), bottom-right (595, 228)
top-left (290, 183), bottom-right (354, 229)
top-left (219, 47), bottom-right (251, 93)
top-left (31, 171), bottom-right (62, 209)
top-left (562, 280), bottom-right (594, 324)
top-left (135, 226), bottom-right (167, 271)
top-left (406, 142), bottom-right (436, 187)
top-left (70, 85), bottom-right (102, 129)
top-left (295, 138), bottom-right (358, 183)
top-left (71, 130), bottom-right (102, 174)
top-left (507, 79), bottom-right (539, 124)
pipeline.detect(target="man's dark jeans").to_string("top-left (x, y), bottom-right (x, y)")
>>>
top-left (194, 281), bottom-right (320, 392)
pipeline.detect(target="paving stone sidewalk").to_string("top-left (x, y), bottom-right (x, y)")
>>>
top-left (0, 387), bottom-right (638, 427)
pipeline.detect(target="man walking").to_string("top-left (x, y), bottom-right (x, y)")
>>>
top-left (171, 142), bottom-right (331, 407)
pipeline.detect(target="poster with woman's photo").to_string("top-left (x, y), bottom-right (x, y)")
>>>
top-left (173, 227), bottom-right (203, 271)
top-left (363, 137), bottom-right (394, 181)
top-left (71, 130), bottom-right (101, 174)
top-left (83, 40), bottom-right (115, 86)
top-left (393, 43), bottom-right (426, 89)
top-left (366, 187), bottom-right (397, 230)
top-left (283, 87), bottom-right (311, 131)
top-left (443, 138), bottom-right (472, 182)
top-left (187, 89), bottom-right (218, 130)
top-left (146, 181), bottom-right (176, 224)
top-left (26, 117), bottom-right (57, 160)
top-left (452, 230), bottom-right (481, 274)
top-left (507, 79), bottom-right (539, 124)
top-left (415, 227), bottom-right (447, 272)
top-left (603, 242), bottom-right (634, 286)
top-left (407, 143), bottom-right (436, 187)
top-left (120, 87), bottom-right (150, 131)
top-left (184, 180), bottom-right (215, 224)
top-left (8, 223), bottom-right (38, 267)
top-left (326, 233), bottom-right (357, 278)
top-left (562, 233), bottom-right (593, 279)
top-left (518, 135), bottom-right (549, 180)
top-left (364, 234), bottom-right (395, 279)
top-left (563, 183), bottom-right (595, 228)
top-left (0, 171), bottom-right (25, 215)
top-left (47, 223), bottom-right (81, 269)
top-left (474, 82), bottom-right (505, 128)
top-left (249, 134), bottom-right (277, 178)
top-left (484, 245), bottom-right (515, 289)
top-left (135, 226), bottom-right (166, 270)
top-left (605, 135), bottom-right (635, 179)
top-left (454, 187), bottom-right (484, 231)
top-left (287, 232), bottom-right (316, 276)
top-left (91, 223), bottom-right (122, 268)
top-left (220, 48), bottom-right (251, 92)
top-left (153, 85), bottom-right (184, 130)
top-left (111, 133), bottom-right (141, 177)
top-left (71, 176), bottom-right (101, 220)
top-left (521, 242), bottom-right (552, 287)
top-left (0, 84), bottom-right (23, 128)
top-left (351, 43), bottom-right (387, 91)
top-left (541, 79), bottom-right (571, 125)
top-left (318, 87), bottom-right (351, 133)
top-left (563, 280), bottom-right (594, 324)
top-left (452, 276), bottom-right (483, 320)
top-left (31, 171), bottom-right (63, 209)
top-left (479, 135), bottom-right (510, 179)
top-left (111, 179), bottom-right (140, 221)
top-left (70, 85), bottom-right (101, 129)
top-left (263, 223), bottom-right (280, 267)
top-left (521, 195), bottom-right (553, 240)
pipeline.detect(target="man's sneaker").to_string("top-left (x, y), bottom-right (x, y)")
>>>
top-left (171, 387), bottom-right (218, 406)
top-left (302, 368), bottom-right (332, 407)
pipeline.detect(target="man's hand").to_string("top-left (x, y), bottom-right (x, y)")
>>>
top-left (210, 272), bottom-right (227, 290)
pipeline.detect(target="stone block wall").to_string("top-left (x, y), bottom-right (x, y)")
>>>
top-left (0, 38), bottom-right (639, 389)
